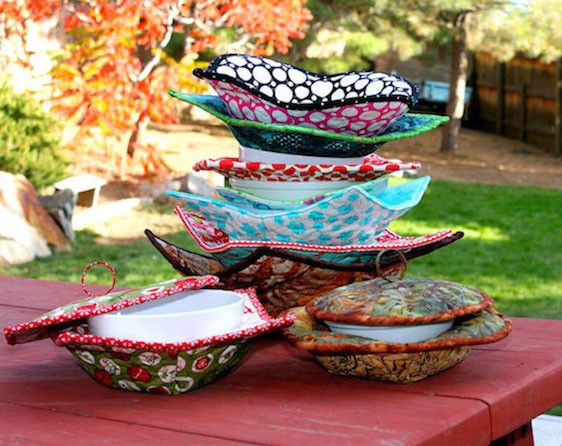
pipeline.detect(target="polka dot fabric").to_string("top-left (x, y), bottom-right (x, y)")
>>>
top-left (194, 54), bottom-right (418, 136)
top-left (192, 154), bottom-right (420, 183)
top-left (194, 54), bottom-right (417, 109)
top-left (211, 81), bottom-right (409, 136)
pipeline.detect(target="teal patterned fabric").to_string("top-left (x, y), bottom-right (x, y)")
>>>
top-left (169, 93), bottom-right (449, 158)
top-left (169, 176), bottom-right (430, 246)
top-left (216, 178), bottom-right (389, 211)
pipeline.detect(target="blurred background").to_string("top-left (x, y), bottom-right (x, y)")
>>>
top-left (0, 0), bottom-right (560, 334)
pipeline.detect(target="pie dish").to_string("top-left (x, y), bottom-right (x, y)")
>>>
top-left (145, 229), bottom-right (464, 317)
top-left (169, 93), bottom-right (448, 158)
top-left (168, 176), bottom-right (430, 246)
top-left (4, 276), bottom-right (294, 395)
top-left (193, 54), bottom-right (417, 136)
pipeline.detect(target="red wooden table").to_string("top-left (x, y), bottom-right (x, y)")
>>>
top-left (1, 276), bottom-right (561, 445)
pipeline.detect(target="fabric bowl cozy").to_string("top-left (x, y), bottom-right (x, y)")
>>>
top-left (145, 229), bottom-right (463, 316)
top-left (168, 176), bottom-right (430, 246)
top-left (193, 53), bottom-right (417, 136)
top-left (306, 276), bottom-right (494, 326)
top-left (282, 305), bottom-right (511, 383)
top-left (174, 208), bottom-right (462, 267)
top-left (215, 177), bottom-right (390, 211)
top-left (4, 276), bottom-right (294, 395)
top-left (169, 93), bottom-right (448, 158)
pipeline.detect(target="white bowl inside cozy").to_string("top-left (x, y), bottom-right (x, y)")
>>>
top-left (88, 289), bottom-right (244, 343)
top-left (325, 320), bottom-right (454, 344)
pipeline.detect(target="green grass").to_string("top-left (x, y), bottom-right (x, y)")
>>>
top-left (2, 179), bottom-right (561, 319)
top-left (1, 179), bottom-right (561, 415)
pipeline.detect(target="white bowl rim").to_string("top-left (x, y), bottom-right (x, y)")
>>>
top-left (92, 289), bottom-right (244, 320)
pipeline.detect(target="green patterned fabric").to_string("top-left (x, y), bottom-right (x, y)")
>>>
top-left (307, 277), bottom-right (491, 324)
top-left (169, 92), bottom-right (448, 158)
top-left (69, 340), bottom-right (252, 395)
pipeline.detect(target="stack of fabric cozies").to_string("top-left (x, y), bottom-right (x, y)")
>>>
top-left (149, 53), bottom-right (463, 316)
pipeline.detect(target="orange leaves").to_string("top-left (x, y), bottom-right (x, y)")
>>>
top-left (7, 0), bottom-right (313, 178)
top-left (226, 0), bottom-right (312, 54)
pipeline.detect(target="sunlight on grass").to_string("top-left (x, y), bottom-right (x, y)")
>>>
top-left (391, 219), bottom-right (509, 242)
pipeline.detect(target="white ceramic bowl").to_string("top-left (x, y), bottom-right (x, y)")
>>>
top-left (88, 289), bottom-right (244, 343)
top-left (325, 320), bottom-right (454, 344)
top-left (229, 178), bottom-right (353, 201)
top-left (239, 146), bottom-right (366, 165)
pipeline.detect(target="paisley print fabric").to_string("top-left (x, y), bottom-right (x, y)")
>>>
top-left (145, 231), bottom-right (464, 317)
top-left (283, 306), bottom-right (511, 354)
top-left (306, 277), bottom-right (494, 325)
top-left (316, 347), bottom-right (471, 383)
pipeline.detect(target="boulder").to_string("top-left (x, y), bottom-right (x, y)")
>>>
top-left (0, 172), bottom-right (70, 265)
top-left (0, 207), bottom-right (51, 264)
top-left (39, 188), bottom-right (76, 241)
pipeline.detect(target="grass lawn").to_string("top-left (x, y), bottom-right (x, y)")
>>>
top-left (1, 178), bottom-right (561, 414)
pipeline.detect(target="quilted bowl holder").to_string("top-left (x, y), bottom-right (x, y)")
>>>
top-left (4, 276), bottom-right (294, 395)
top-left (145, 229), bottom-right (464, 317)
top-left (169, 93), bottom-right (448, 158)
top-left (192, 53), bottom-right (417, 137)
top-left (283, 306), bottom-right (511, 383)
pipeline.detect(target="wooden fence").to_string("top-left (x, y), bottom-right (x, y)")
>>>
top-left (472, 53), bottom-right (562, 155)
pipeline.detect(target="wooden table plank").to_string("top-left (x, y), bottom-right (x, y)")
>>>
top-left (0, 402), bottom-right (239, 445)
top-left (0, 275), bottom-right (126, 311)
top-left (0, 335), bottom-right (490, 445)
top-left (475, 317), bottom-right (562, 354)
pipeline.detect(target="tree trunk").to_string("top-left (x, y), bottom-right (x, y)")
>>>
top-left (441, 11), bottom-right (471, 153)
top-left (126, 109), bottom-right (149, 158)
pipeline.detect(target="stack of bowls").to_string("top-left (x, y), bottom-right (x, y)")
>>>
top-left (160, 53), bottom-right (459, 315)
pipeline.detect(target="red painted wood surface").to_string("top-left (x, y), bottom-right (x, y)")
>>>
top-left (1, 276), bottom-right (561, 445)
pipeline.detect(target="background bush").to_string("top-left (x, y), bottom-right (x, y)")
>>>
top-left (0, 83), bottom-right (67, 190)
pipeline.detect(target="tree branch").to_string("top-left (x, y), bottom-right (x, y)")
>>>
top-left (136, 0), bottom-right (184, 83)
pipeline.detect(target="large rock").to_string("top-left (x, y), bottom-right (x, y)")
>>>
top-left (0, 207), bottom-right (51, 264)
top-left (0, 172), bottom-right (70, 265)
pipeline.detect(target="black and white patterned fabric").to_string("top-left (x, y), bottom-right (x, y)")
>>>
top-left (194, 54), bottom-right (418, 110)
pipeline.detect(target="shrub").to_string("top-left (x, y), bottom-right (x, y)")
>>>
top-left (0, 82), bottom-right (67, 190)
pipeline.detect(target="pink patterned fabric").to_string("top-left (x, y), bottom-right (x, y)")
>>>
top-left (211, 80), bottom-right (409, 136)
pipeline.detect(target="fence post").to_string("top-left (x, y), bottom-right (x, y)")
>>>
top-left (554, 57), bottom-right (562, 156)
top-left (496, 61), bottom-right (505, 135)
top-left (520, 83), bottom-right (527, 143)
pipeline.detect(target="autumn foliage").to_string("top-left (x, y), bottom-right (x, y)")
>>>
top-left (1, 0), bottom-right (312, 177)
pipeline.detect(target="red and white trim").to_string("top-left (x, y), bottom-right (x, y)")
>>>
top-left (55, 288), bottom-right (295, 353)
top-left (4, 275), bottom-right (219, 344)
top-left (175, 208), bottom-right (454, 253)
top-left (193, 155), bottom-right (420, 182)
